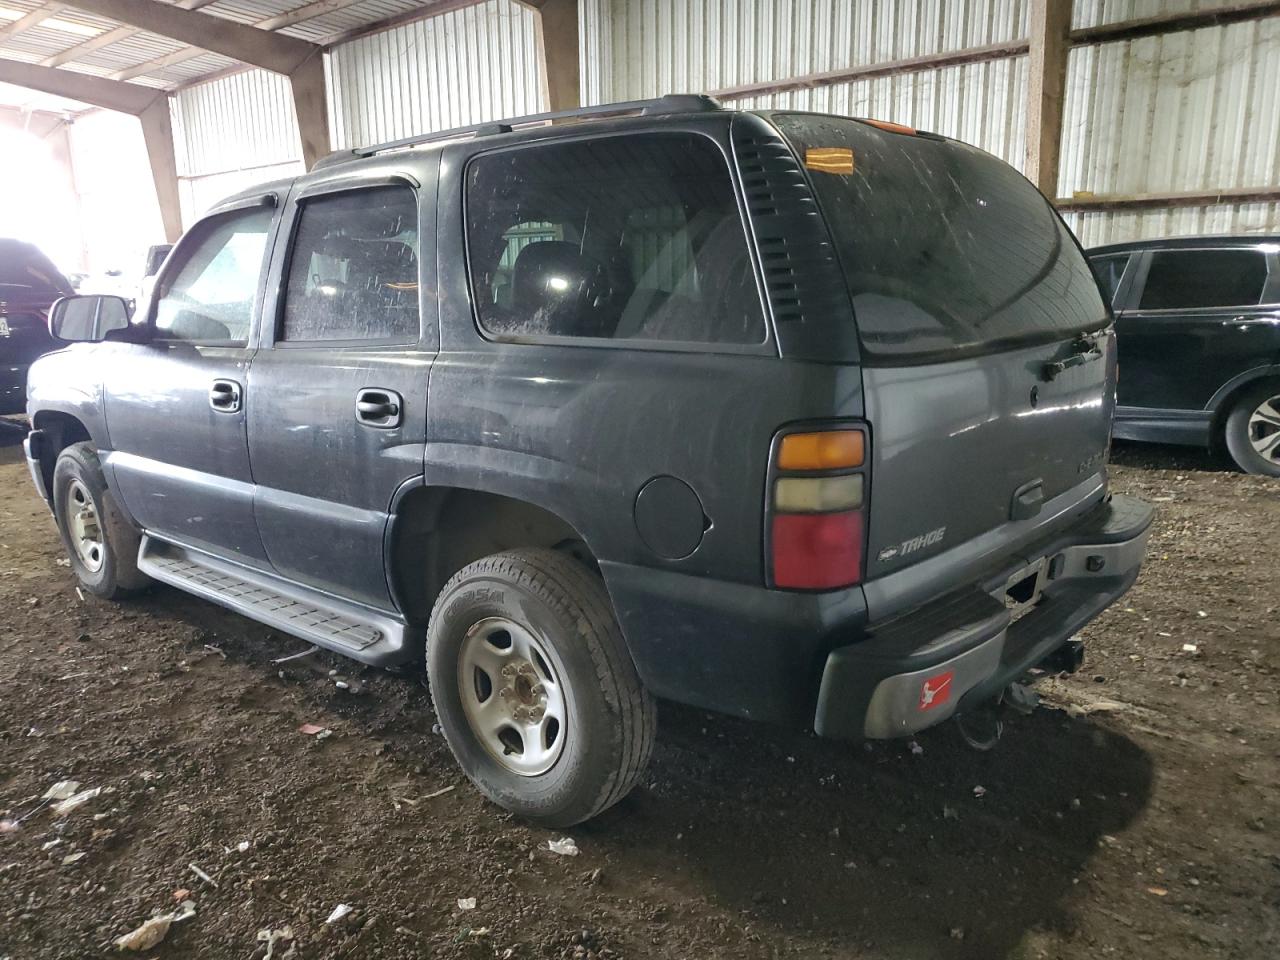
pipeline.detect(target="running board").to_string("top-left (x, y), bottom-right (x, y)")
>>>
top-left (137, 535), bottom-right (420, 666)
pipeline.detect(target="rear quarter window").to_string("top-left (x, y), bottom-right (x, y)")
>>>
top-left (464, 132), bottom-right (766, 347)
top-left (772, 113), bottom-right (1107, 361)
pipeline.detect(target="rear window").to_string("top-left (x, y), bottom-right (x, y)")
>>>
top-left (772, 114), bottom-right (1107, 360)
top-left (1138, 249), bottom-right (1268, 310)
top-left (0, 241), bottom-right (70, 298)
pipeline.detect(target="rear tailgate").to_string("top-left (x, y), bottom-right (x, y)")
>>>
top-left (771, 114), bottom-right (1113, 605)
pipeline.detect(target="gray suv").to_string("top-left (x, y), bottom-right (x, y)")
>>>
top-left (24, 96), bottom-right (1152, 826)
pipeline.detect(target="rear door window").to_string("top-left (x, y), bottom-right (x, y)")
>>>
top-left (1137, 249), bottom-right (1268, 310)
top-left (772, 113), bottom-right (1107, 361)
top-left (280, 185), bottom-right (420, 343)
top-left (465, 132), bottom-right (765, 346)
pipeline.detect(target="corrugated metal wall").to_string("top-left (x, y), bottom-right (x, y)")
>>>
top-left (170, 68), bottom-right (305, 223)
top-left (326, 0), bottom-right (544, 150)
top-left (580, 0), bottom-right (1280, 246)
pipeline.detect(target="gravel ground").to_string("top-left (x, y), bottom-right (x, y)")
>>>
top-left (0, 432), bottom-right (1277, 959)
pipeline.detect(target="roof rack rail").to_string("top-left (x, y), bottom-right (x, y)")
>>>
top-left (312, 94), bottom-right (722, 170)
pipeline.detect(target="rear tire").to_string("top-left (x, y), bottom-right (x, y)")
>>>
top-left (52, 442), bottom-right (149, 599)
top-left (426, 548), bottom-right (655, 826)
top-left (1223, 381), bottom-right (1280, 477)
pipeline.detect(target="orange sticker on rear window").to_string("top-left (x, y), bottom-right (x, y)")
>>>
top-left (804, 147), bottom-right (855, 175)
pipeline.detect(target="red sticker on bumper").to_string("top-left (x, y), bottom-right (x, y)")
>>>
top-left (918, 670), bottom-right (954, 711)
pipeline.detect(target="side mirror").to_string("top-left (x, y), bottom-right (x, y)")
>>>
top-left (48, 295), bottom-right (133, 343)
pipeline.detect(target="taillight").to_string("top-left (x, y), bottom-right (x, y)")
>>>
top-left (767, 426), bottom-right (868, 590)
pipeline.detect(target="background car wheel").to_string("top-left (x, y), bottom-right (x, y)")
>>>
top-left (427, 548), bottom-right (655, 827)
top-left (1223, 381), bottom-right (1280, 477)
top-left (52, 442), bottom-right (149, 599)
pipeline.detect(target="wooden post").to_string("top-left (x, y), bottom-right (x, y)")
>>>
top-left (289, 54), bottom-right (331, 170)
top-left (138, 99), bottom-right (184, 242)
top-left (519, 0), bottom-right (581, 111)
top-left (1026, 0), bottom-right (1073, 197)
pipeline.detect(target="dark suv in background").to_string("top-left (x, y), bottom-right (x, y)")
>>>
top-left (1, 238), bottom-right (73, 414)
top-left (1088, 236), bottom-right (1280, 475)
top-left (25, 97), bottom-right (1151, 825)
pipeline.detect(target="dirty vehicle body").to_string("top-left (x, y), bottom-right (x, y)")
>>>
top-left (25, 97), bottom-right (1152, 825)
top-left (1087, 235), bottom-right (1280, 476)
top-left (1, 239), bottom-right (73, 414)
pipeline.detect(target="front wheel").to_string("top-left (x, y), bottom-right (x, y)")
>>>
top-left (51, 442), bottom-right (149, 599)
top-left (426, 548), bottom-right (655, 826)
top-left (1223, 382), bottom-right (1280, 477)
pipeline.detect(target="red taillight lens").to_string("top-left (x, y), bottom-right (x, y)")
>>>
top-left (768, 426), bottom-right (868, 590)
top-left (771, 511), bottom-right (864, 589)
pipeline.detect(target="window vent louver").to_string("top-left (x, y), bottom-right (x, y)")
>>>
top-left (731, 115), bottom-right (858, 352)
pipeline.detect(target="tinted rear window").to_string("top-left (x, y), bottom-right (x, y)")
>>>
top-left (0, 241), bottom-right (70, 298)
top-left (772, 114), bottom-right (1106, 360)
top-left (1138, 249), bottom-right (1268, 310)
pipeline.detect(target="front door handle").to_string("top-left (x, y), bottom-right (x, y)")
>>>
top-left (209, 379), bottom-right (242, 413)
top-left (355, 388), bottom-right (403, 428)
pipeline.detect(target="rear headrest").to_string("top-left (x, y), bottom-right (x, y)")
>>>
top-left (511, 240), bottom-right (611, 335)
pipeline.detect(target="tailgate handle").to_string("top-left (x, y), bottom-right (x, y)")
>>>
top-left (1010, 479), bottom-right (1044, 521)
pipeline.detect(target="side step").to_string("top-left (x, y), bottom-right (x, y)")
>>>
top-left (137, 535), bottom-right (421, 666)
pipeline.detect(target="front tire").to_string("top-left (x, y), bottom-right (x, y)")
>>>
top-left (426, 548), bottom-right (655, 827)
top-left (1223, 381), bottom-right (1280, 477)
top-left (51, 442), bottom-right (149, 599)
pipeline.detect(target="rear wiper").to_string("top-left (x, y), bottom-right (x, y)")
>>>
top-left (1041, 331), bottom-right (1105, 381)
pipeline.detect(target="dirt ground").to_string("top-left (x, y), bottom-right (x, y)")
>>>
top-left (1, 425), bottom-right (1277, 960)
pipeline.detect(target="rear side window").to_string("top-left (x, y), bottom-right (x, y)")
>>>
top-left (1137, 249), bottom-right (1268, 310)
top-left (281, 185), bottom-right (420, 342)
top-left (465, 133), bottom-right (765, 346)
top-left (1089, 254), bottom-right (1130, 306)
top-left (154, 206), bottom-right (273, 345)
top-left (773, 114), bottom-right (1107, 361)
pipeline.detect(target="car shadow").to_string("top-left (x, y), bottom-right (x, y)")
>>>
top-left (1109, 438), bottom-right (1236, 474)
top-left (584, 701), bottom-right (1154, 959)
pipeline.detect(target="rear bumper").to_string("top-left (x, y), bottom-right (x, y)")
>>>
top-left (814, 494), bottom-right (1153, 739)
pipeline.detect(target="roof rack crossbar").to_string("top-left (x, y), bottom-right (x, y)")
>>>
top-left (313, 94), bottom-right (721, 170)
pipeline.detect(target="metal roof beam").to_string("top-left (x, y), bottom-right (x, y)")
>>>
top-left (40, 0), bottom-right (219, 69)
top-left (0, 3), bottom-right (67, 42)
top-left (109, 0), bottom-right (371, 83)
top-left (59, 0), bottom-right (320, 74)
top-left (0, 56), bottom-right (161, 112)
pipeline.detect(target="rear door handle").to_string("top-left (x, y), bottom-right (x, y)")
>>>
top-left (356, 388), bottom-right (403, 428)
top-left (209, 379), bottom-right (242, 413)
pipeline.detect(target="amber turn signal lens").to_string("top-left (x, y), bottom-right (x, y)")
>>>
top-left (777, 430), bottom-right (864, 471)
top-left (862, 118), bottom-right (916, 136)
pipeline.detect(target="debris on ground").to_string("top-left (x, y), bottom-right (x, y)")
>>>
top-left (325, 903), bottom-right (353, 924)
top-left (547, 837), bottom-right (580, 856)
top-left (972, 786), bottom-right (987, 799)
top-left (236, 840), bottom-right (251, 853)
top-left (113, 900), bottom-right (196, 951)
top-left (908, 740), bottom-right (924, 756)
top-left (457, 898), bottom-right (477, 911)
top-left (188, 862), bottom-right (218, 888)
top-left (1182, 643), bottom-right (1198, 654)
top-left (51, 786), bottom-right (102, 816)
top-left (297, 723), bottom-right (331, 737)
top-left (257, 925), bottom-right (295, 959)
top-left (422, 785), bottom-right (455, 800)
top-left (42, 780), bottom-right (81, 801)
